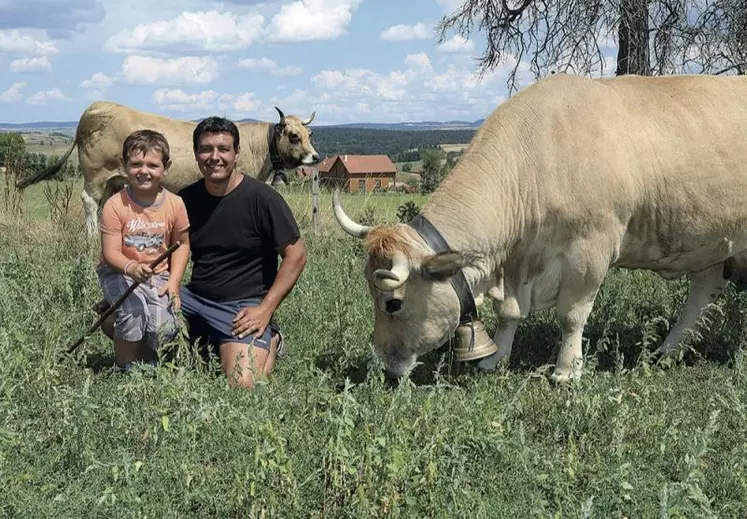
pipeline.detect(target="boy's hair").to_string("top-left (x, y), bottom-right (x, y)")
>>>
top-left (193, 116), bottom-right (240, 152)
top-left (122, 129), bottom-right (171, 165)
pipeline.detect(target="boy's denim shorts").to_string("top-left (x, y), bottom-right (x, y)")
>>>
top-left (178, 285), bottom-right (283, 354)
top-left (97, 265), bottom-right (177, 347)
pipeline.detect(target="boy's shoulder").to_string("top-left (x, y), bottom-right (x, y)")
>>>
top-left (102, 188), bottom-right (128, 210)
top-left (162, 187), bottom-right (185, 202)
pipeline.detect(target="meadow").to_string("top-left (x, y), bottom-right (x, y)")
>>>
top-left (2, 174), bottom-right (747, 518)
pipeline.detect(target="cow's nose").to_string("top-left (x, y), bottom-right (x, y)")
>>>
top-left (311, 153), bottom-right (319, 163)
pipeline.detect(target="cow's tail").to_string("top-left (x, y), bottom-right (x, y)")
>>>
top-left (15, 137), bottom-right (78, 189)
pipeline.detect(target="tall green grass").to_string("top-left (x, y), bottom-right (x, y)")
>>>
top-left (2, 178), bottom-right (747, 517)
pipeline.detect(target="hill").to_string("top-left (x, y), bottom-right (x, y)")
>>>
top-left (0, 118), bottom-right (483, 132)
top-left (0, 119), bottom-right (479, 160)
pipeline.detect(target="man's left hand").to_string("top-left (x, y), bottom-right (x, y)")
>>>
top-left (232, 305), bottom-right (272, 340)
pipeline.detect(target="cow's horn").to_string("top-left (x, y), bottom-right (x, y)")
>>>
top-left (301, 111), bottom-right (315, 126)
top-left (275, 106), bottom-right (286, 124)
top-left (333, 188), bottom-right (371, 238)
top-left (373, 251), bottom-right (410, 291)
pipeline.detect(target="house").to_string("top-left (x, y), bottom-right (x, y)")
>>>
top-left (318, 154), bottom-right (397, 193)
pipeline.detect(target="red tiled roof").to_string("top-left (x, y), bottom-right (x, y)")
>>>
top-left (318, 156), bottom-right (336, 173)
top-left (318, 154), bottom-right (396, 174)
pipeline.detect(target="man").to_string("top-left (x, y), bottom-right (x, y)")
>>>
top-left (177, 116), bottom-right (307, 389)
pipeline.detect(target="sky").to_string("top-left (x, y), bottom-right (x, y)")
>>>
top-left (0, 0), bottom-right (616, 125)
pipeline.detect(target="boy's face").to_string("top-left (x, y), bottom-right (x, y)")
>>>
top-left (125, 149), bottom-right (169, 193)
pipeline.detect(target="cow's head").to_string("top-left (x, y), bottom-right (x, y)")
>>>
top-left (333, 190), bottom-right (468, 378)
top-left (273, 106), bottom-right (319, 167)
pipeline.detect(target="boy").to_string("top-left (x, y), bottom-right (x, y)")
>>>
top-left (96, 129), bottom-right (190, 370)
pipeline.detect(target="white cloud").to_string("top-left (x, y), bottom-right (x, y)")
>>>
top-left (306, 52), bottom-right (532, 123)
top-left (151, 88), bottom-right (220, 111)
top-left (26, 88), bottom-right (70, 105)
top-left (438, 35), bottom-right (474, 53)
top-left (231, 92), bottom-right (259, 113)
top-left (267, 88), bottom-right (310, 112)
top-left (274, 65), bottom-right (303, 76)
top-left (312, 67), bottom-right (411, 103)
top-left (266, 0), bottom-right (362, 42)
top-left (380, 22), bottom-right (432, 41)
top-left (405, 52), bottom-right (432, 70)
top-left (121, 56), bottom-right (219, 85)
top-left (10, 56), bottom-right (52, 72)
top-left (80, 72), bottom-right (114, 89)
top-left (236, 57), bottom-right (303, 76)
top-left (0, 0), bottom-right (105, 39)
top-left (105, 10), bottom-right (265, 53)
top-left (0, 30), bottom-right (58, 55)
top-left (237, 57), bottom-right (276, 70)
top-left (150, 87), bottom-right (262, 117)
top-left (0, 82), bottom-right (26, 102)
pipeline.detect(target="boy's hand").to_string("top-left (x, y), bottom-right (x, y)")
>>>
top-left (153, 258), bottom-right (169, 275)
top-left (159, 283), bottom-right (181, 311)
top-left (129, 263), bottom-right (153, 283)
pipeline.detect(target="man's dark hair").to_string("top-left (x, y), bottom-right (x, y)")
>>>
top-left (193, 116), bottom-right (240, 152)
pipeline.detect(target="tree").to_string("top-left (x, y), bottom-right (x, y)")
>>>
top-left (437, 0), bottom-right (747, 92)
top-left (0, 133), bottom-right (25, 165)
top-left (420, 147), bottom-right (446, 193)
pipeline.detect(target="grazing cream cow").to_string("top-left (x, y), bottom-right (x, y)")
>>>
top-left (16, 101), bottom-right (319, 235)
top-left (333, 72), bottom-right (747, 382)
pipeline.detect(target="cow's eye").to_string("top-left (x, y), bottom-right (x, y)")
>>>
top-left (289, 132), bottom-right (300, 144)
top-left (385, 299), bottom-right (403, 314)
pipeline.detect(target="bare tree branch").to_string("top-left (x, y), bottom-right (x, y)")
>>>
top-left (437, 0), bottom-right (747, 94)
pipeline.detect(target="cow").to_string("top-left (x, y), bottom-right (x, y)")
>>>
top-left (333, 72), bottom-right (747, 383)
top-left (15, 101), bottom-right (319, 235)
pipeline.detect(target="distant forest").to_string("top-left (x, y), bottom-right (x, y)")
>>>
top-left (310, 127), bottom-right (476, 162)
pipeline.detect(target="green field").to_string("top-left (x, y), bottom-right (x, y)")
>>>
top-left (2, 177), bottom-right (747, 517)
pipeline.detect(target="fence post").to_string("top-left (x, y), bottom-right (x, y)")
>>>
top-left (312, 169), bottom-right (319, 236)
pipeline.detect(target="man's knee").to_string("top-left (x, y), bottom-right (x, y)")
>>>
top-left (220, 341), bottom-right (271, 389)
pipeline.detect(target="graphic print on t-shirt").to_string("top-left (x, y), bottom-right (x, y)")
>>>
top-left (123, 218), bottom-right (166, 254)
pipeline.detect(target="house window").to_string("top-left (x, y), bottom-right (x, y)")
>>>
top-left (374, 179), bottom-right (382, 191)
top-left (358, 179), bottom-right (366, 192)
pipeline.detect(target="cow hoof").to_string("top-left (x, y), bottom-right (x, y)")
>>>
top-left (654, 344), bottom-right (677, 357)
top-left (549, 370), bottom-right (581, 384)
top-left (477, 351), bottom-right (509, 372)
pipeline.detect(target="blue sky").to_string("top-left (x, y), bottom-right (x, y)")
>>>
top-left (0, 0), bottom-right (615, 125)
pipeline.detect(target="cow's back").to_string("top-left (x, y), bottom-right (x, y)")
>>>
top-left (77, 101), bottom-right (201, 193)
top-left (536, 74), bottom-right (747, 274)
top-left (427, 73), bottom-right (747, 277)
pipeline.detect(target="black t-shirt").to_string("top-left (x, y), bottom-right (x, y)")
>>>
top-left (178, 176), bottom-right (300, 302)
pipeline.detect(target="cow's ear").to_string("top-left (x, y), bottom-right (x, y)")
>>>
top-left (421, 251), bottom-right (465, 282)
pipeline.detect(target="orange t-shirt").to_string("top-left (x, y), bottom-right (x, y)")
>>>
top-left (98, 187), bottom-right (190, 270)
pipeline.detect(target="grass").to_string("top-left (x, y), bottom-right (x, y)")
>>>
top-left (2, 176), bottom-right (747, 517)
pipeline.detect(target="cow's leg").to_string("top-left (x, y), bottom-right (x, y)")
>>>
top-left (477, 290), bottom-right (529, 372)
top-left (81, 188), bottom-right (99, 237)
top-left (550, 254), bottom-right (607, 383)
top-left (655, 262), bottom-right (727, 356)
top-left (477, 318), bottom-right (520, 372)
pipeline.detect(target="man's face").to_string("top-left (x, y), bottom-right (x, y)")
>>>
top-left (195, 132), bottom-right (239, 184)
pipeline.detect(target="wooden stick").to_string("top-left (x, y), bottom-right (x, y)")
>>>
top-left (66, 241), bottom-right (182, 354)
